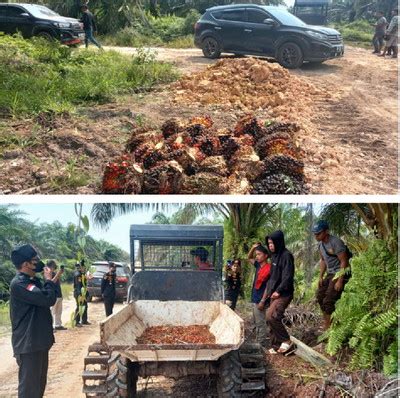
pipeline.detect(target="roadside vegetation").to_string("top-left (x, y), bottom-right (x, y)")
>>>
top-left (102, 11), bottom-right (199, 48)
top-left (0, 35), bottom-right (178, 117)
top-left (333, 19), bottom-right (373, 48)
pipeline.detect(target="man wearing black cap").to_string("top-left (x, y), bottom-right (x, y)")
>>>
top-left (313, 220), bottom-right (350, 330)
top-left (73, 260), bottom-right (90, 326)
top-left (190, 247), bottom-right (214, 270)
top-left (9, 244), bottom-right (58, 398)
top-left (101, 262), bottom-right (117, 316)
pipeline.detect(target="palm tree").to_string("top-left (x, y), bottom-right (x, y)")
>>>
top-left (0, 205), bottom-right (28, 258)
top-left (320, 204), bottom-right (397, 241)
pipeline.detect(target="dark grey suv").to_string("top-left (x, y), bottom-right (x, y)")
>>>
top-left (0, 3), bottom-right (84, 45)
top-left (194, 4), bottom-right (344, 68)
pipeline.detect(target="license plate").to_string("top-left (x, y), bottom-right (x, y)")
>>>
top-left (79, 33), bottom-right (85, 40)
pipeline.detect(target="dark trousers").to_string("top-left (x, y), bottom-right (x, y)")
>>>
top-left (266, 295), bottom-right (292, 349)
top-left (74, 296), bottom-right (88, 324)
top-left (373, 33), bottom-right (384, 52)
top-left (316, 274), bottom-right (348, 315)
top-left (104, 295), bottom-right (115, 317)
top-left (84, 28), bottom-right (102, 48)
top-left (16, 350), bottom-right (49, 398)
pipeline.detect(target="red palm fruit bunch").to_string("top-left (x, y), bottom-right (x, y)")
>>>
top-left (102, 154), bottom-right (143, 194)
top-left (101, 115), bottom-right (307, 195)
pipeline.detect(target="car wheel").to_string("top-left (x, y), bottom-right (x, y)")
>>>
top-left (36, 31), bottom-right (54, 41)
top-left (202, 37), bottom-right (221, 59)
top-left (277, 42), bottom-right (304, 69)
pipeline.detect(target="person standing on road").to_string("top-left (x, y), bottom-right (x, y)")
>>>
top-left (313, 220), bottom-right (351, 330)
top-left (264, 231), bottom-right (295, 355)
top-left (80, 5), bottom-right (102, 49)
top-left (47, 260), bottom-right (66, 331)
top-left (9, 244), bottom-right (59, 398)
top-left (248, 243), bottom-right (271, 347)
top-left (101, 262), bottom-right (117, 317)
top-left (371, 11), bottom-right (387, 54)
top-left (224, 259), bottom-right (242, 311)
top-left (73, 261), bottom-right (90, 327)
top-left (379, 8), bottom-right (398, 58)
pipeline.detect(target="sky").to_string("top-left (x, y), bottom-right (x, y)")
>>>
top-left (8, 203), bottom-right (323, 254)
top-left (15, 204), bottom-right (160, 253)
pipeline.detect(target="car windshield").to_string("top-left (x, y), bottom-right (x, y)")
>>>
top-left (23, 5), bottom-right (60, 19)
top-left (92, 265), bottom-right (126, 276)
top-left (266, 8), bottom-right (307, 27)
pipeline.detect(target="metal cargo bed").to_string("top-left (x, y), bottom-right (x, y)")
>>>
top-left (100, 300), bottom-right (244, 362)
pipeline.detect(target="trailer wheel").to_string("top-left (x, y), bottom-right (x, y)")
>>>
top-left (217, 350), bottom-right (242, 397)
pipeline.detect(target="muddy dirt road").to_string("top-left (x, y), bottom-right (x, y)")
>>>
top-left (0, 299), bottom-right (123, 398)
top-left (0, 46), bottom-right (397, 194)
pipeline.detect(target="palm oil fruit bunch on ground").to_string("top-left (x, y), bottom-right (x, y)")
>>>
top-left (101, 115), bottom-right (308, 195)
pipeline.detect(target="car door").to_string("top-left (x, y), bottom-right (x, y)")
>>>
top-left (6, 5), bottom-right (34, 37)
top-left (215, 8), bottom-right (247, 52)
top-left (245, 8), bottom-right (279, 55)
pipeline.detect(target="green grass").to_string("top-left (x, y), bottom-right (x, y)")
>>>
top-left (50, 155), bottom-right (91, 190)
top-left (0, 34), bottom-right (179, 117)
top-left (102, 10), bottom-right (198, 49)
top-left (61, 283), bottom-right (73, 300)
top-left (0, 301), bottom-right (10, 336)
top-left (333, 19), bottom-right (374, 47)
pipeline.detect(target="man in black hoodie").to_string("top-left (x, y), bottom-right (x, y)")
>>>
top-left (264, 231), bottom-right (295, 354)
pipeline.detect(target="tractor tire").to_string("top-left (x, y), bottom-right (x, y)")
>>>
top-left (217, 343), bottom-right (267, 398)
top-left (202, 37), bottom-right (221, 59)
top-left (82, 343), bottom-right (138, 397)
top-left (277, 42), bottom-right (304, 69)
top-left (217, 350), bottom-right (242, 397)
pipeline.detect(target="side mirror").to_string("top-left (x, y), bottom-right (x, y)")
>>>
top-left (263, 18), bottom-right (276, 26)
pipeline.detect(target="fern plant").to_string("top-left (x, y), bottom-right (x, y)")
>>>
top-left (326, 239), bottom-right (397, 375)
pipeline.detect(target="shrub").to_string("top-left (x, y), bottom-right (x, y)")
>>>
top-left (183, 9), bottom-right (201, 35)
top-left (326, 240), bottom-right (397, 375)
top-left (334, 19), bottom-right (373, 44)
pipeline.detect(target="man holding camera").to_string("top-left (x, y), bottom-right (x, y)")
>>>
top-left (47, 260), bottom-right (66, 331)
top-left (10, 244), bottom-right (61, 398)
top-left (101, 262), bottom-right (117, 316)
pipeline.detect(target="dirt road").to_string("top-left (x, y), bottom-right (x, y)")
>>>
top-left (0, 45), bottom-right (397, 194)
top-left (0, 298), bottom-right (123, 398)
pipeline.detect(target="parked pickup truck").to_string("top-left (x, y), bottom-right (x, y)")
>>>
top-left (0, 3), bottom-right (84, 46)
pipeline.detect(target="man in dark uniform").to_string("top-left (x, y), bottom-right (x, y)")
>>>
top-left (101, 262), bottom-right (117, 316)
top-left (73, 261), bottom-right (90, 327)
top-left (9, 244), bottom-right (57, 398)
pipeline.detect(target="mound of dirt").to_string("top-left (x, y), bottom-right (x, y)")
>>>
top-left (172, 58), bottom-right (320, 122)
top-left (101, 115), bottom-right (308, 195)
